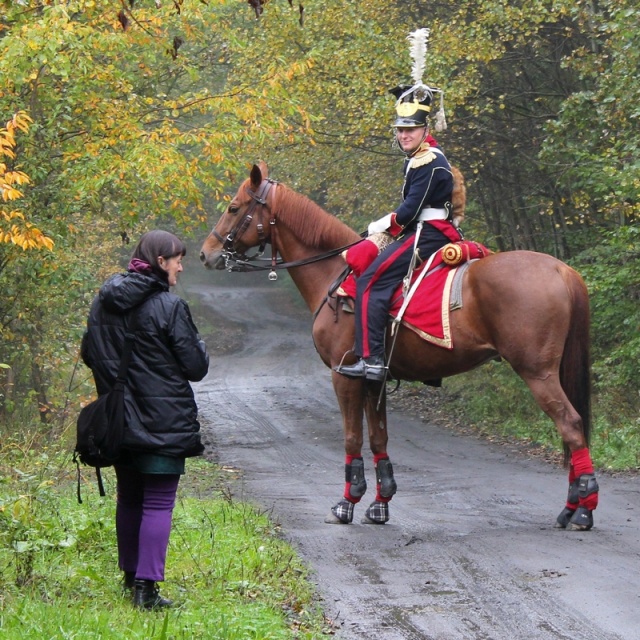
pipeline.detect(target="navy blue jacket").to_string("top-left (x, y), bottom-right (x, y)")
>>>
top-left (395, 146), bottom-right (453, 230)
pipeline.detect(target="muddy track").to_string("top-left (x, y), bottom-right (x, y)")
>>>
top-left (186, 272), bottom-right (640, 640)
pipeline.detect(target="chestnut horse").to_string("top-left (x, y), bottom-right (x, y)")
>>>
top-left (200, 161), bottom-right (599, 531)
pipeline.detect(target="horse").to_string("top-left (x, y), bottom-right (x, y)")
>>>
top-left (200, 161), bottom-right (599, 531)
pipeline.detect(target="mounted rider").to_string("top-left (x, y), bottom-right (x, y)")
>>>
top-left (336, 28), bottom-right (462, 382)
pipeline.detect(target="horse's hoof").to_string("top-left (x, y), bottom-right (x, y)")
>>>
top-left (324, 511), bottom-right (350, 525)
top-left (361, 515), bottom-right (386, 525)
top-left (555, 506), bottom-right (576, 528)
top-left (565, 506), bottom-right (594, 531)
top-left (363, 500), bottom-right (390, 524)
top-left (325, 499), bottom-right (355, 524)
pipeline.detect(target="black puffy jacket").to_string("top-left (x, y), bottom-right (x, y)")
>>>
top-left (81, 271), bottom-right (210, 458)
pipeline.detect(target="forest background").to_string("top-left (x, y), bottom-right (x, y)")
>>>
top-left (1, 0), bottom-right (639, 470)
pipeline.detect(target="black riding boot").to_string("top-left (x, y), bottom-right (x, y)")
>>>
top-left (133, 579), bottom-right (173, 609)
top-left (335, 354), bottom-right (387, 381)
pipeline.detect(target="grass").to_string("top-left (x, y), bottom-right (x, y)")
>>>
top-left (0, 451), bottom-right (333, 639)
top-left (439, 360), bottom-right (640, 472)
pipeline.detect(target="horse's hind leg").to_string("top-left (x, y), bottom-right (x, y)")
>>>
top-left (524, 376), bottom-right (598, 531)
top-left (361, 384), bottom-right (398, 525)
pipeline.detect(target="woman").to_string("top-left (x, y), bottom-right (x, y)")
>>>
top-left (81, 230), bottom-right (210, 609)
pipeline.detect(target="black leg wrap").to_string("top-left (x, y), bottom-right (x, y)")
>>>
top-left (375, 458), bottom-right (397, 499)
top-left (555, 507), bottom-right (576, 528)
top-left (577, 473), bottom-right (599, 498)
top-left (330, 498), bottom-right (355, 524)
top-left (345, 458), bottom-right (367, 500)
top-left (555, 477), bottom-right (581, 528)
top-left (567, 477), bottom-right (581, 505)
top-left (566, 474), bottom-right (598, 531)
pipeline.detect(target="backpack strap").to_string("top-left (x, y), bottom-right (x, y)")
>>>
top-left (115, 305), bottom-right (143, 383)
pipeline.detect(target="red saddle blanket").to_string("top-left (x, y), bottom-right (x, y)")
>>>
top-left (338, 240), bottom-right (491, 349)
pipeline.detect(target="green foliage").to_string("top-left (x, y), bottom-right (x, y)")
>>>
top-left (0, 0), bottom-right (639, 472)
top-left (0, 456), bottom-right (331, 639)
top-left (541, 0), bottom-right (640, 224)
top-left (445, 361), bottom-right (562, 448)
top-left (442, 359), bottom-right (640, 472)
top-left (573, 226), bottom-right (640, 395)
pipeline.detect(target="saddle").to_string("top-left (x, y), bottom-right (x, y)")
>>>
top-left (337, 238), bottom-right (491, 349)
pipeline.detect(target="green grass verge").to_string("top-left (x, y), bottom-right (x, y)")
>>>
top-left (0, 455), bottom-right (332, 639)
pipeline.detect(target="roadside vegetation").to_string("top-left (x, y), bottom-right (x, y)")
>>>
top-left (0, 450), bottom-right (332, 639)
top-left (0, 1), bottom-right (638, 633)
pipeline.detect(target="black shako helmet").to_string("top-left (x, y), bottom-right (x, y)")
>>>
top-left (389, 83), bottom-right (436, 128)
top-left (389, 28), bottom-right (447, 132)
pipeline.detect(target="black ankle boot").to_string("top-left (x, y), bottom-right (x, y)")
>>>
top-left (123, 571), bottom-right (136, 592)
top-left (133, 579), bottom-right (173, 609)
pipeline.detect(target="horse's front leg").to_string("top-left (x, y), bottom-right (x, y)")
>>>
top-left (361, 383), bottom-right (397, 524)
top-left (324, 372), bottom-right (368, 524)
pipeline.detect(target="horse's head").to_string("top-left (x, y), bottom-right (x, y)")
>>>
top-left (200, 161), bottom-right (274, 270)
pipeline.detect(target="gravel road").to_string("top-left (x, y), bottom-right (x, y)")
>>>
top-left (185, 270), bottom-right (640, 640)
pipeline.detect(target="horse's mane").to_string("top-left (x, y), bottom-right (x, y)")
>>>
top-left (273, 182), bottom-right (361, 250)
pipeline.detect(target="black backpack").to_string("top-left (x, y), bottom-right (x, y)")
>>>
top-left (74, 309), bottom-right (139, 501)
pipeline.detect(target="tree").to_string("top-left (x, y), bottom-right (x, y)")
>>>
top-left (0, 0), bottom-right (317, 423)
top-left (0, 0), bottom-right (638, 427)
top-left (541, 0), bottom-right (640, 231)
top-left (1, 111), bottom-right (52, 252)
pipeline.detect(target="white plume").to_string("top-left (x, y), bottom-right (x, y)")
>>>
top-left (408, 28), bottom-right (430, 86)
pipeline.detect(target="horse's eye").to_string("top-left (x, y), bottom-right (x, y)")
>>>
top-left (228, 205), bottom-right (239, 215)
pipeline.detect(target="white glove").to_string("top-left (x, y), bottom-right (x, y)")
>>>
top-left (368, 213), bottom-right (393, 236)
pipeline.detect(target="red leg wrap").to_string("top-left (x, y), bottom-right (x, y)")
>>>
top-left (581, 491), bottom-right (598, 511)
top-left (571, 448), bottom-right (594, 476)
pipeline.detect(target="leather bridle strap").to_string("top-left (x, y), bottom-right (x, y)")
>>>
top-left (212, 178), bottom-right (276, 253)
top-left (218, 177), bottom-right (367, 272)
top-left (247, 178), bottom-right (276, 251)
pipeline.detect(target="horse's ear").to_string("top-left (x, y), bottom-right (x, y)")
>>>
top-left (250, 161), bottom-right (269, 188)
top-left (250, 163), bottom-right (263, 189)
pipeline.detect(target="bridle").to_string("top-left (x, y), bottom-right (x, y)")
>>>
top-left (210, 178), bottom-right (363, 280)
top-left (211, 178), bottom-right (277, 271)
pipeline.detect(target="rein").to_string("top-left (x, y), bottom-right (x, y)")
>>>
top-left (224, 243), bottom-right (361, 274)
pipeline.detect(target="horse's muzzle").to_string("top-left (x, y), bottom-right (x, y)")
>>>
top-left (199, 250), bottom-right (226, 270)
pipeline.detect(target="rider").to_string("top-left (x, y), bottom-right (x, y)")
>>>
top-left (335, 81), bottom-right (462, 382)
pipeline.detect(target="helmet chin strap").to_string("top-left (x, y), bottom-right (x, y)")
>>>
top-left (419, 126), bottom-right (429, 146)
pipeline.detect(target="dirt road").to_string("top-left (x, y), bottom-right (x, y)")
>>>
top-left (187, 273), bottom-right (640, 640)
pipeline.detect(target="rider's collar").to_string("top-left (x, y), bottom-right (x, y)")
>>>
top-left (407, 138), bottom-right (431, 158)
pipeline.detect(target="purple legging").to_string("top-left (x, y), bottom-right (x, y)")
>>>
top-left (114, 465), bottom-right (180, 582)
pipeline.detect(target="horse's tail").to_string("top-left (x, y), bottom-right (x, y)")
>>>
top-left (559, 268), bottom-right (592, 465)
